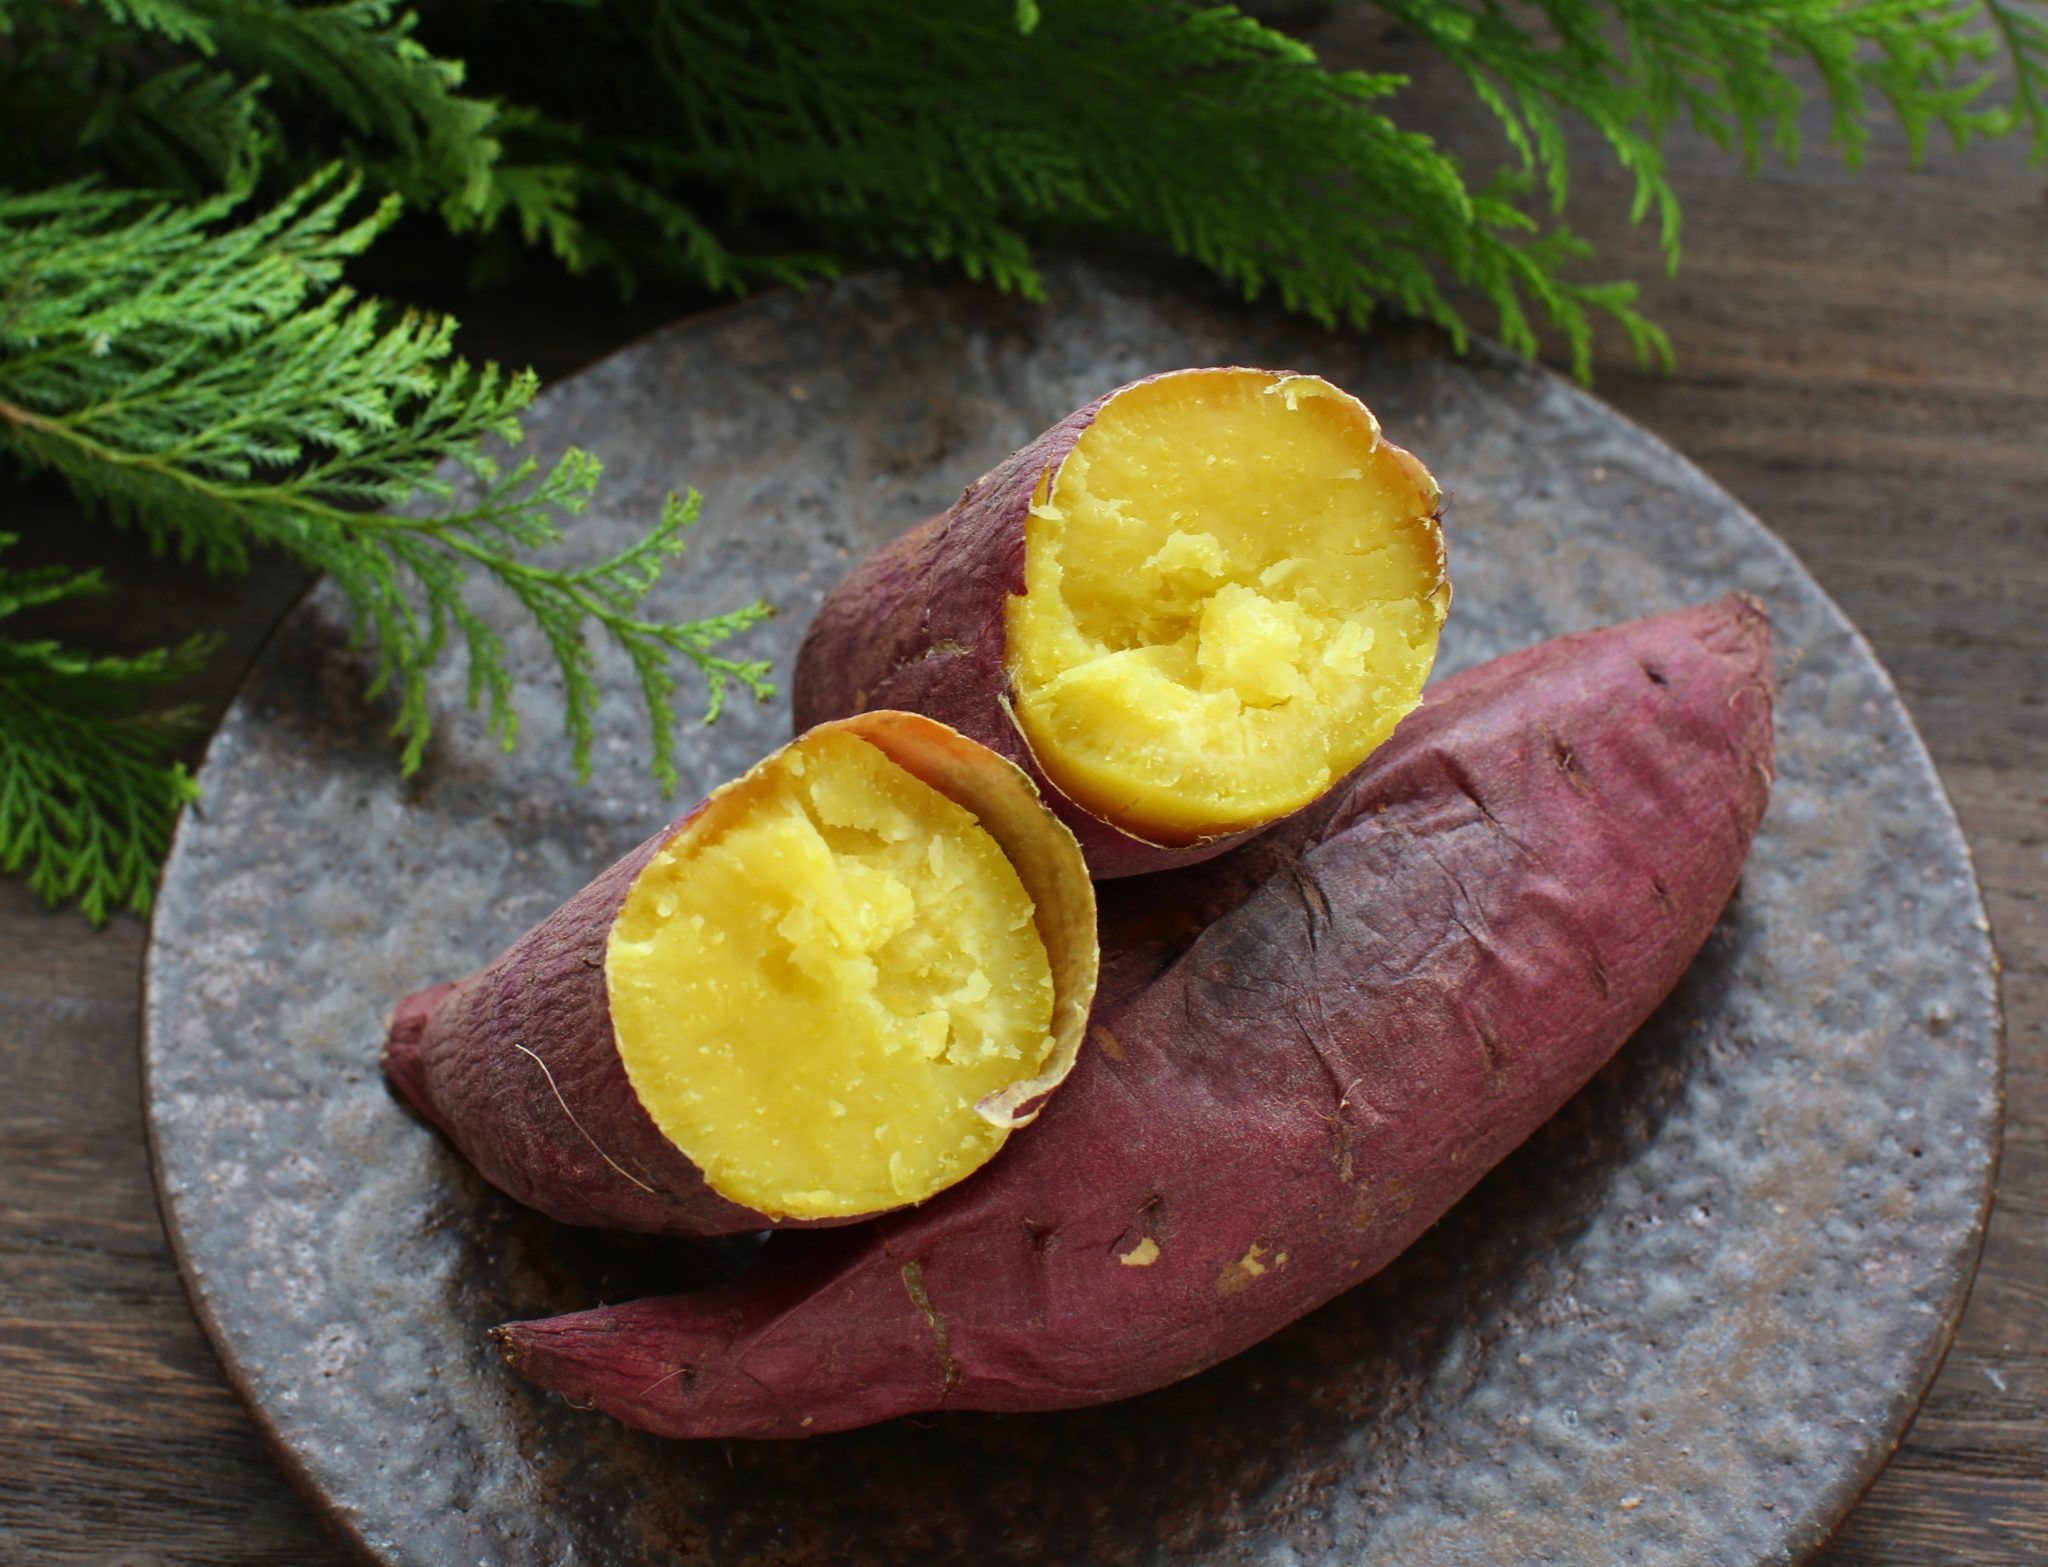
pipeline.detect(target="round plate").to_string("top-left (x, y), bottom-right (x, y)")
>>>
top-left (144, 262), bottom-right (2001, 1567)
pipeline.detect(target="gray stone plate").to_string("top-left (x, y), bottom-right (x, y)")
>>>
top-left (143, 262), bottom-right (2002, 1567)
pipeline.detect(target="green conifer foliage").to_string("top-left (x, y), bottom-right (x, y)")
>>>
top-left (2, 0), bottom-right (2044, 919)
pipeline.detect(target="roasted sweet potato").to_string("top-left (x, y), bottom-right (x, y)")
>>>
top-left (498, 596), bottom-right (1775, 1435)
top-left (795, 367), bottom-right (1449, 877)
top-left (384, 712), bottom-right (1097, 1236)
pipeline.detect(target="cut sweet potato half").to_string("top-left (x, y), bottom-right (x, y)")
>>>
top-left (383, 712), bottom-right (1098, 1235)
top-left (795, 368), bottom-right (1448, 876)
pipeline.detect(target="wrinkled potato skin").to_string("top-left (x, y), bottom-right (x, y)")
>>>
top-left (502, 597), bottom-right (1776, 1436)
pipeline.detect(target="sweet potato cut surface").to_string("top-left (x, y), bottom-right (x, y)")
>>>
top-left (611, 728), bottom-right (1065, 1218)
top-left (499, 596), bottom-right (1775, 1435)
top-left (1009, 370), bottom-right (1447, 843)
top-left (794, 368), bottom-right (1447, 875)
top-left (384, 712), bottom-right (1097, 1235)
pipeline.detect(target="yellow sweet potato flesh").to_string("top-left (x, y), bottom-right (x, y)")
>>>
top-left (605, 729), bottom-right (1056, 1220)
top-left (1006, 369), bottom-right (1444, 843)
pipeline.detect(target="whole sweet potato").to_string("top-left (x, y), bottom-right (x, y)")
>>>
top-left (384, 711), bottom-right (1097, 1237)
top-left (497, 596), bottom-right (1776, 1435)
top-left (795, 367), bottom-right (1449, 878)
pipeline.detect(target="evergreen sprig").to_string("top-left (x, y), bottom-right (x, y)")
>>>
top-left (658, 2), bottom-right (1672, 371)
top-left (1371, 0), bottom-right (2015, 276)
top-left (0, 168), bottom-right (772, 915)
top-left (425, 0), bottom-right (1672, 371)
top-left (1986, 0), bottom-right (2048, 155)
top-left (4, 0), bottom-right (2047, 920)
top-left (390, 0), bottom-right (2048, 359)
top-left (0, 537), bottom-right (212, 921)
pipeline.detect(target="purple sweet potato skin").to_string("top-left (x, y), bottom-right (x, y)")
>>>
top-left (383, 808), bottom-right (768, 1236)
top-left (794, 380), bottom-right (1279, 879)
top-left (497, 596), bottom-right (1777, 1437)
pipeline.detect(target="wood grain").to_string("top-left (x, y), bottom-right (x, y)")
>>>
top-left (2, 28), bottom-right (2042, 1567)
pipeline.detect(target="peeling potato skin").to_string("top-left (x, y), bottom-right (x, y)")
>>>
top-left (382, 713), bottom-right (1098, 1239)
top-left (792, 370), bottom-right (1446, 879)
top-left (499, 597), bottom-right (1776, 1437)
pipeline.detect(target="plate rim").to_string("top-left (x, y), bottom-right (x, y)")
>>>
top-left (140, 260), bottom-right (2007, 1567)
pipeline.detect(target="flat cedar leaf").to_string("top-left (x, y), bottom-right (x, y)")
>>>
top-left (3, 0), bottom-right (2045, 925)
top-left (431, 0), bottom-right (2046, 367)
top-left (0, 174), bottom-right (774, 919)
top-left (11, 0), bottom-right (2044, 371)
top-left (0, 534), bottom-right (212, 923)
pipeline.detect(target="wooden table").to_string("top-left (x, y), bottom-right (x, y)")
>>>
top-left (2, 28), bottom-right (2042, 1566)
